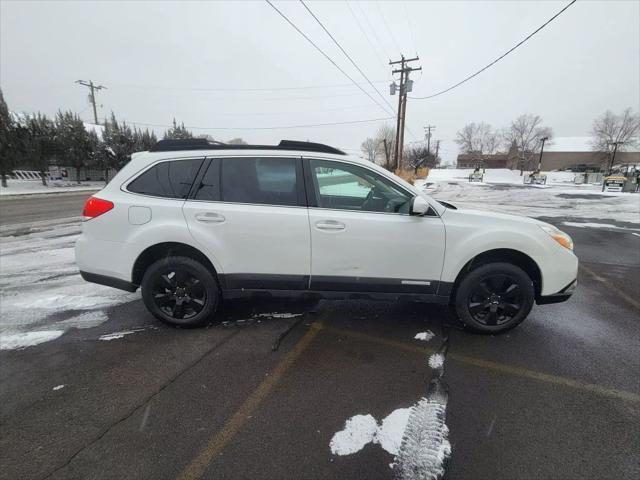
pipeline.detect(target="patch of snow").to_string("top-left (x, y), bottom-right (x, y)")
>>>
top-left (562, 221), bottom-right (640, 231)
top-left (418, 170), bottom-right (639, 224)
top-left (428, 353), bottom-right (445, 370)
top-left (53, 385), bottom-right (65, 391)
top-left (253, 312), bottom-right (303, 319)
top-left (414, 331), bottom-right (435, 342)
top-left (377, 407), bottom-right (412, 455)
top-left (330, 414), bottom-right (378, 455)
top-left (0, 219), bottom-right (138, 345)
top-left (0, 180), bottom-right (103, 196)
top-left (98, 330), bottom-right (138, 341)
top-left (330, 409), bottom-right (411, 457)
top-left (54, 310), bottom-right (109, 330)
top-left (0, 330), bottom-right (64, 350)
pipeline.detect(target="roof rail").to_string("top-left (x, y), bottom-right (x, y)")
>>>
top-left (148, 138), bottom-right (345, 155)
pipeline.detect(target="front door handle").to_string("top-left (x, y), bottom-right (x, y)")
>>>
top-left (195, 212), bottom-right (225, 224)
top-left (316, 220), bottom-right (346, 231)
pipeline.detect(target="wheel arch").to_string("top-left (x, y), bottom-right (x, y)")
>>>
top-left (449, 248), bottom-right (542, 303)
top-left (131, 242), bottom-right (221, 288)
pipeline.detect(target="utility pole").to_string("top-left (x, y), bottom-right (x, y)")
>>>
top-left (602, 141), bottom-right (624, 191)
top-left (606, 141), bottom-right (623, 175)
top-left (389, 55), bottom-right (421, 171)
top-left (537, 136), bottom-right (548, 172)
top-left (424, 125), bottom-right (436, 155)
top-left (75, 80), bottom-right (107, 124)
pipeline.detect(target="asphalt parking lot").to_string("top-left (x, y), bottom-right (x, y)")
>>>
top-left (0, 198), bottom-right (638, 480)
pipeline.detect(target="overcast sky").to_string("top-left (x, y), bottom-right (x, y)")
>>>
top-left (1, 0), bottom-right (638, 164)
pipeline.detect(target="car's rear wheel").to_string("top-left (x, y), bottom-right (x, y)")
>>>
top-left (454, 262), bottom-right (534, 333)
top-left (141, 256), bottom-right (219, 327)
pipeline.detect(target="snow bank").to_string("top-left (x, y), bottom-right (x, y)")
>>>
top-left (0, 330), bottom-right (64, 350)
top-left (0, 180), bottom-right (102, 196)
top-left (0, 219), bottom-right (138, 350)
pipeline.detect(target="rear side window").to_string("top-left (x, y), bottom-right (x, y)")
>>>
top-left (194, 159), bottom-right (220, 201)
top-left (220, 157), bottom-right (300, 206)
top-left (127, 159), bottom-right (203, 199)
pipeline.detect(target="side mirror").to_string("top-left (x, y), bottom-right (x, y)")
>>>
top-left (410, 195), bottom-right (429, 216)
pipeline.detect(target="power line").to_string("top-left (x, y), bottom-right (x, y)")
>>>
top-left (125, 116), bottom-right (395, 131)
top-left (345, 0), bottom-right (388, 71)
top-left (402, 1), bottom-right (418, 56)
top-left (299, 0), bottom-right (396, 114)
top-left (108, 79), bottom-right (389, 92)
top-left (264, 0), bottom-right (394, 116)
top-left (375, 1), bottom-right (401, 55)
top-left (356, 1), bottom-right (391, 60)
top-left (410, 0), bottom-right (577, 100)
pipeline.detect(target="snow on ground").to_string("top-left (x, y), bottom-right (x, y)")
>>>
top-left (428, 353), bottom-right (445, 370)
top-left (562, 221), bottom-right (640, 231)
top-left (330, 408), bottom-right (412, 457)
top-left (414, 331), bottom-right (435, 342)
top-left (0, 179), bottom-right (103, 196)
top-left (418, 169), bottom-right (640, 224)
top-left (0, 218), bottom-right (138, 350)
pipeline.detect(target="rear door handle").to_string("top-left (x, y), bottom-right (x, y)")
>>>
top-left (315, 220), bottom-right (346, 231)
top-left (195, 212), bottom-right (225, 224)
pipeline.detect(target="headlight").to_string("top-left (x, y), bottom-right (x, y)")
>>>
top-left (539, 225), bottom-right (574, 250)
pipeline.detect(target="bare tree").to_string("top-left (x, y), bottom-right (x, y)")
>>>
top-left (503, 114), bottom-right (553, 174)
top-left (405, 143), bottom-right (440, 173)
top-left (455, 122), bottom-right (501, 155)
top-left (591, 108), bottom-right (639, 153)
top-left (360, 137), bottom-right (382, 163)
top-left (375, 124), bottom-right (396, 170)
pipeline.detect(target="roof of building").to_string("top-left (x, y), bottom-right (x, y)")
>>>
top-left (544, 137), bottom-right (593, 153)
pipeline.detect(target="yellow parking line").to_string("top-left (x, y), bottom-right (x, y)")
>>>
top-left (579, 263), bottom-right (640, 311)
top-left (323, 326), bottom-right (640, 404)
top-left (177, 321), bottom-right (324, 480)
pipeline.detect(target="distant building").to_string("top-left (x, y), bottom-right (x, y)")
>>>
top-left (456, 136), bottom-right (640, 171)
top-left (540, 137), bottom-right (639, 171)
top-left (456, 142), bottom-right (518, 169)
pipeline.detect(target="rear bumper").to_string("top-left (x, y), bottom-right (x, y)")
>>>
top-left (80, 271), bottom-right (138, 292)
top-left (536, 279), bottom-right (576, 305)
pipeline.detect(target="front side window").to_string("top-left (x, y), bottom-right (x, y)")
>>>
top-left (220, 157), bottom-right (300, 206)
top-left (309, 159), bottom-right (412, 213)
top-left (127, 158), bottom-right (203, 199)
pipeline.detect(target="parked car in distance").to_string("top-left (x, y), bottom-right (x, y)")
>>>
top-left (76, 139), bottom-right (578, 333)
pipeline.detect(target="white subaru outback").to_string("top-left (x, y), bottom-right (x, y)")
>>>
top-left (76, 139), bottom-right (578, 333)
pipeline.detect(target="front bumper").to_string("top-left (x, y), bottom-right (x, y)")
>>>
top-left (536, 279), bottom-right (577, 305)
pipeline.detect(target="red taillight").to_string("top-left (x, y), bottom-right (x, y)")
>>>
top-left (83, 197), bottom-right (114, 220)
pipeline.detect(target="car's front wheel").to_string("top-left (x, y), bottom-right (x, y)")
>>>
top-left (454, 262), bottom-right (534, 333)
top-left (141, 256), bottom-right (219, 327)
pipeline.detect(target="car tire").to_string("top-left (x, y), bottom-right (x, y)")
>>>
top-left (454, 262), bottom-right (534, 334)
top-left (141, 256), bottom-right (219, 327)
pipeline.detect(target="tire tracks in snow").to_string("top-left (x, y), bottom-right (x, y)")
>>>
top-left (391, 324), bottom-right (451, 480)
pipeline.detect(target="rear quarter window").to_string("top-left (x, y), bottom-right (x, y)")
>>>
top-left (127, 158), bottom-right (203, 199)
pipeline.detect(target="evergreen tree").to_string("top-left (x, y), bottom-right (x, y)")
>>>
top-left (0, 89), bottom-right (17, 188)
top-left (133, 126), bottom-right (157, 152)
top-left (102, 112), bottom-right (135, 177)
top-left (23, 113), bottom-right (56, 186)
top-left (55, 111), bottom-right (95, 183)
top-left (163, 118), bottom-right (193, 139)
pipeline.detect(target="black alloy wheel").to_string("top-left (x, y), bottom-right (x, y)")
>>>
top-left (454, 262), bottom-right (534, 333)
top-left (141, 256), bottom-right (219, 327)
top-left (150, 268), bottom-right (206, 321)
top-left (467, 274), bottom-right (523, 326)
